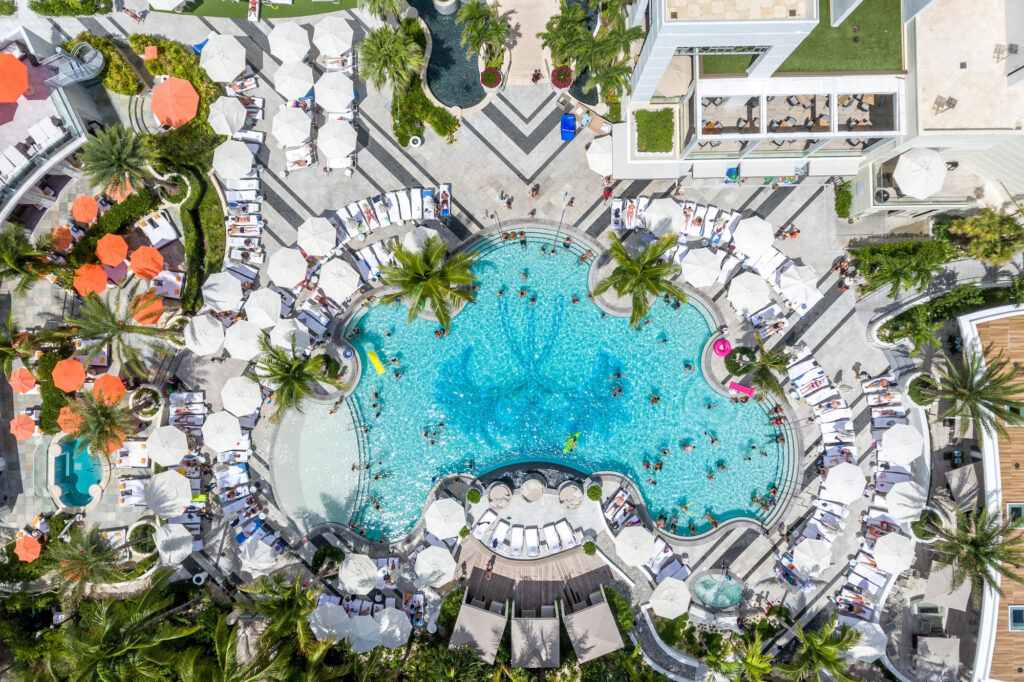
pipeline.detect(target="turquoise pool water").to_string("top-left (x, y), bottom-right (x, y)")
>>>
top-left (55, 438), bottom-right (101, 507)
top-left (692, 572), bottom-right (744, 608)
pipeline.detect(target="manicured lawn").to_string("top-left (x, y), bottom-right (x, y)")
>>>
top-left (701, 54), bottom-right (754, 75)
top-left (635, 108), bottom-right (674, 153)
top-left (778, 0), bottom-right (903, 73)
top-left (169, 0), bottom-right (355, 19)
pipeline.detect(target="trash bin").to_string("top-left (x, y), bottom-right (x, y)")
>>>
top-left (560, 114), bottom-right (576, 141)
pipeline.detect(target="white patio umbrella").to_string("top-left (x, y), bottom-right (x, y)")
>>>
top-left (347, 615), bottom-right (383, 653)
top-left (885, 481), bottom-right (928, 525)
top-left (273, 60), bottom-right (314, 101)
top-left (313, 16), bottom-right (353, 56)
top-left (273, 106), bottom-right (312, 146)
top-left (873, 533), bottom-right (915, 574)
top-left (145, 471), bottom-right (192, 518)
top-left (338, 553), bottom-right (378, 594)
top-left (199, 34), bottom-right (246, 83)
top-left (315, 71), bottom-right (354, 112)
top-left (308, 603), bottom-right (350, 642)
top-left (821, 462), bottom-right (866, 504)
top-left (401, 226), bottom-right (438, 253)
top-left (414, 546), bottom-right (456, 588)
top-left (202, 411), bottom-right (243, 453)
top-left (297, 217), bottom-right (337, 257)
top-left (221, 376), bottom-right (262, 417)
top-left (643, 198), bottom-right (684, 236)
top-left (893, 148), bottom-right (946, 199)
top-left (319, 258), bottom-right (361, 303)
top-left (239, 538), bottom-right (277, 578)
top-left (586, 136), bottom-right (613, 176)
top-left (201, 272), bottom-right (244, 311)
top-left (212, 139), bottom-right (253, 180)
top-left (244, 288), bottom-right (282, 329)
top-left (269, 318), bottom-right (311, 351)
top-left (269, 22), bottom-right (310, 63)
top-left (791, 538), bottom-right (833, 577)
top-left (147, 0), bottom-right (182, 10)
top-left (223, 320), bottom-right (263, 361)
top-left (154, 523), bottom-right (193, 565)
top-left (681, 248), bottom-right (724, 288)
top-left (776, 265), bottom-right (822, 309)
top-left (375, 607), bottom-right (412, 649)
top-left (184, 314), bottom-right (224, 356)
top-left (318, 118), bottom-right (357, 160)
top-left (268, 248), bottom-right (308, 288)
top-left (649, 576), bottom-right (691, 619)
top-left (849, 621), bottom-right (889, 662)
top-left (424, 498), bottom-right (466, 538)
top-left (146, 425), bottom-right (189, 467)
top-left (614, 526), bottom-right (656, 567)
top-left (209, 96), bottom-right (247, 135)
top-left (732, 216), bottom-right (774, 256)
top-left (727, 272), bottom-right (773, 314)
top-left (880, 424), bottom-right (923, 466)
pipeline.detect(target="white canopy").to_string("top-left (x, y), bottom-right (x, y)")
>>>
top-left (184, 314), bottom-right (224, 356)
top-left (401, 226), bottom-right (439, 253)
top-left (223, 320), bottom-right (263, 361)
top-left (643, 198), bottom-right (684, 236)
top-left (893, 148), bottom-right (946, 199)
top-left (201, 272), bottom-right (244, 312)
top-left (374, 607), bottom-right (413, 649)
top-left (880, 424), bottom-right (923, 466)
top-left (347, 614), bottom-right (383, 653)
top-left (308, 603), bottom-right (349, 642)
top-left (319, 258), bottom-right (361, 303)
top-left (154, 523), bottom-right (193, 565)
top-left (791, 538), bottom-right (833, 577)
top-left (727, 272), bottom-right (773, 314)
top-left (269, 318), bottom-right (311, 351)
top-left (885, 481), bottom-right (928, 525)
top-left (681, 248), bottom-right (724, 288)
top-left (273, 60), bottom-right (313, 101)
top-left (873, 532), bottom-right (916, 574)
top-left (212, 139), bottom-right (253, 180)
top-left (614, 526), bottom-right (657, 567)
top-left (221, 376), bottom-right (262, 417)
top-left (821, 462), bottom-right (866, 504)
top-left (145, 471), bottom-right (192, 518)
top-left (268, 22), bottom-right (310, 63)
top-left (318, 118), bottom-right (357, 160)
top-left (776, 265), bottom-right (823, 309)
top-left (414, 545), bottom-right (456, 588)
top-left (244, 288), bottom-right (282, 329)
top-left (272, 105), bottom-right (312, 147)
top-left (313, 16), bottom-right (353, 56)
top-left (297, 217), bottom-right (337, 257)
top-left (649, 576), bottom-right (691, 619)
top-left (202, 410), bottom-right (243, 453)
top-left (315, 71), bottom-right (354, 112)
top-left (268, 248), bottom-right (309, 289)
top-left (732, 216), bottom-right (774, 257)
top-left (199, 34), bottom-right (246, 83)
top-left (208, 96), bottom-right (247, 135)
top-left (239, 538), bottom-right (277, 579)
top-left (147, 0), bottom-right (183, 11)
top-left (849, 621), bottom-right (888, 662)
top-left (146, 425), bottom-right (189, 467)
top-left (586, 136), bottom-right (613, 176)
top-left (424, 498), bottom-right (466, 539)
top-left (338, 553), bottom-right (378, 594)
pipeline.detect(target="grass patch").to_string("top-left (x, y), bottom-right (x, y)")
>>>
top-left (587, 484), bottom-right (602, 501)
top-left (701, 53), bottom-right (754, 75)
top-left (834, 180), bottom-right (852, 219)
top-left (62, 34), bottom-right (142, 96)
top-left (779, 0), bottom-right (903, 73)
top-left (173, 0), bottom-right (354, 18)
top-left (606, 100), bottom-right (621, 122)
top-left (634, 109), bottom-right (674, 153)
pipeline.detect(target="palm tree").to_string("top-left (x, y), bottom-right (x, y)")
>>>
top-left (80, 125), bottom-right (152, 198)
top-left (358, 26), bottom-right (425, 93)
top-left (41, 524), bottom-right (128, 604)
top-left (378, 235), bottom-right (478, 331)
top-left (0, 223), bottom-right (55, 295)
top-left (870, 253), bottom-right (942, 298)
top-left (64, 391), bottom-right (133, 458)
top-left (918, 350), bottom-right (1024, 441)
top-left (287, 639), bottom-right (349, 682)
top-left (238, 573), bottom-right (321, 657)
top-left (738, 332), bottom-right (792, 401)
top-left (537, 2), bottom-right (589, 66)
top-left (415, 645), bottom-right (491, 680)
top-left (927, 506), bottom-right (1024, 599)
top-left (592, 232), bottom-right (685, 328)
top-left (584, 57), bottom-right (634, 96)
top-left (457, 1), bottom-right (493, 60)
top-left (176, 615), bottom-right (289, 682)
top-left (356, 0), bottom-right (403, 21)
top-left (254, 339), bottom-right (345, 422)
top-left (0, 312), bottom-right (35, 378)
top-left (731, 632), bottom-right (775, 681)
top-left (886, 306), bottom-right (940, 356)
top-left (778, 612), bottom-right (860, 682)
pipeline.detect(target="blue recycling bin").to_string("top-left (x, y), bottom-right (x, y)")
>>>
top-left (560, 114), bottom-right (576, 141)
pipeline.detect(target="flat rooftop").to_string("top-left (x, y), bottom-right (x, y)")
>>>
top-left (777, 0), bottom-right (903, 73)
top-left (0, 60), bottom-right (57, 151)
top-left (665, 0), bottom-right (808, 21)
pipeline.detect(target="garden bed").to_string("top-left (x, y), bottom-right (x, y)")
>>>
top-left (392, 20), bottom-right (460, 147)
top-left (66, 189), bottom-right (159, 268)
top-left (633, 108), bottom-right (674, 154)
top-left (129, 523), bottom-right (156, 554)
top-left (61, 34), bottom-right (142, 96)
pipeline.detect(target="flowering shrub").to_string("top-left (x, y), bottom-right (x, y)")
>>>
top-left (480, 67), bottom-right (501, 88)
top-left (551, 65), bottom-right (573, 89)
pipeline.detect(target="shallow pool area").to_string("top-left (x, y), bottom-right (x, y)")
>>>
top-left (692, 572), bottom-right (744, 608)
top-left (408, 0), bottom-right (485, 109)
top-left (54, 438), bottom-right (101, 508)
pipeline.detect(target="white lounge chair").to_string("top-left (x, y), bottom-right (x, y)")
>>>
top-left (490, 520), bottom-right (510, 549)
top-left (555, 520), bottom-right (577, 549)
top-left (525, 527), bottom-right (540, 557)
top-left (472, 509), bottom-right (497, 540)
top-left (509, 525), bottom-right (524, 557)
top-left (603, 489), bottom-right (627, 520)
top-left (542, 524), bottom-right (561, 553)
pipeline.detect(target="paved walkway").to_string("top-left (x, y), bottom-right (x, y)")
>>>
top-left (504, 0), bottom-right (557, 85)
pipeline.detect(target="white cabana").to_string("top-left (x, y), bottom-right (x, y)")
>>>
top-left (208, 96), bottom-right (247, 135)
top-left (732, 216), bottom-right (774, 256)
top-left (414, 546), bottom-right (456, 588)
top-left (223, 320), bottom-right (263, 361)
top-left (885, 481), bottom-right (928, 525)
top-left (201, 272), bottom-right (244, 311)
top-left (272, 106), bottom-right (312, 147)
top-left (212, 139), bottom-right (253, 180)
top-left (338, 553), bottom-right (378, 594)
top-left (893, 148), bottom-right (946, 199)
top-left (873, 533), bottom-right (916, 574)
top-left (424, 498), bottom-right (466, 539)
top-left (727, 272), bottom-right (773, 314)
top-left (184, 314), bottom-right (224, 356)
top-left (273, 60), bottom-right (314, 101)
top-left (202, 411), bottom-right (243, 453)
top-left (221, 376), bottom-right (262, 417)
top-left (239, 538), bottom-right (277, 578)
top-left (146, 425), bottom-right (189, 467)
top-left (401, 226), bottom-right (438, 253)
top-left (145, 471), bottom-right (192, 518)
top-left (681, 248), bottom-right (724, 288)
top-left (268, 22), bottom-right (310, 63)
top-left (849, 621), bottom-right (888, 662)
top-left (614, 526), bottom-right (656, 567)
top-left (649, 576), bottom-right (691, 619)
top-left (243, 288), bottom-right (282, 329)
top-left (318, 119), bottom-right (357, 160)
top-left (319, 258), bottom-right (361, 303)
top-left (821, 462), bottom-right (866, 504)
top-left (776, 265), bottom-right (823, 309)
top-left (586, 136), bottom-right (613, 176)
top-left (880, 424), bottom-right (923, 466)
top-left (643, 198), bottom-right (683, 236)
top-left (562, 599), bottom-right (623, 664)
top-left (315, 71), bottom-right (354, 112)
top-left (199, 35), bottom-right (246, 83)
top-left (308, 602), bottom-right (350, 642)
top-left (313, 16), bottom-right (353, 56)
top-left (268, 248), bottom-right (308, 289)
top-left (792, 538), bottom-right (833, 577)
top-left (374, 607), bottom-right (413, 649)
top-left (297, 217), bottom-right (337, 257)
top-left (269, 318), bottom-right (311, 351)
top-left (347, 615), bottom-right (383, 653)
top-left (154, 523), bottom-right (193, 565)
top-left (449, 601), bottom-right (507, 663)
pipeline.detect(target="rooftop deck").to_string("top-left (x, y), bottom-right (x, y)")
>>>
top-left (664, 0), bottom-right (809, 21)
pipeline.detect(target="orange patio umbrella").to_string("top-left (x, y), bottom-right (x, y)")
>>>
top-left (96, 234), bottom-right (128, 267)
top-left (106, 179), bottom-right (132, 203)
top-left (50, 225), bottom-right (73, 252)
top-left (57, 406), bottom-right (83, 434)
top-left (71, 195), bottom-right (99, 224)
top-left (14, 536), bottom-right (41, 562)
top-left (0, 54), bottom-right (28, 103)
top-left (92, 374), bottom-right (125, 404)
top-left (9, 413), bottom-right (35, 440)
top-left (74, 263), bottom-right (107, 297)
top-left (52, 358), bottom-right (86, 392)
top-left (132, 290), bottom-right (163, 325)
top-left (130, 246), bottom-right (163, 279)
top-left (9, 367), bottom-right (36, 393)
top-left (151, 77), bottom-right (199, 128)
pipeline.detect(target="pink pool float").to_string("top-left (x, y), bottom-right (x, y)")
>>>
top-left (713, 338), bottom-right (732, 357)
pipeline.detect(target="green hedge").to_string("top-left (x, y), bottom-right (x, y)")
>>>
top-left (0, 1), bottom-right (15, 14)
top-left (127, 34), bottom-right (221, 126)
top-left (834, 180), bottom-right (852, 219)
top-left (392, 20), bottom-right (459, 147)
top-left (62, 34), bottom-right (142, 96)
top-left (175, 168), bottom-right (204, 312)
top-left (66, 189), bottom-right (159, 268)
top-left (879, 281), bottom-right (1023, 344)
top-left (603, 586), bottom-right (634, 635)
top-left (635, 109), bottom-right (674, 153)
top-left (311, 545), bottom-right (345, 573)
top-left (28, 0), bottom-right (109, 15)
top-left (37, 351), bottom-right (72, 434)
top-left (724, 346), bottom-right (755, 376)
top-left (606, 101), bottom-right (622, 123)
top-left (466, 489), bottom-right (481, 504)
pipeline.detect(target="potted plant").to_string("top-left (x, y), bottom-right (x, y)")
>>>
top-left (551, 65), bottom-right (573, 91)
top-left (480, 66), bottom-right (501, 91)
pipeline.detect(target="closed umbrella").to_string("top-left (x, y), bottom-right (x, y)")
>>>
top-left (586, 136), bottom-right (613, 176)
top-left (223, 320), bottom-right (263, 361)
top-left (873, 533), bottom-right (915, 574)
top-left (150, 77), bottom-right (199, 128)
top-left (885, 481), bottom-right (928, 525)
top-left (319, 258), bottom-right (361, 303)
top-left (272, 106), bottom-right (312, 146)
top-left (269, 22), bottom-right (310, 62)
top-left (269, 319), bottom-right (310, 351)
top-left (893, 148), bottom-right (945, 199)
top-left (200, 35), bottom-right (246, 82)
top-left (776, 265), bottom-right (822, 309)
top-left (146, 425), bottom-right (189, 467)
top-left (154, 523), bottom-right (193, 565)
top-left (145, 471), bottom-right (192, 517)
top-left (681, 248), bottom-right (723, 288)
top-left (244, 288), bottom-right (282, 329)
top-left (268, 248), bottom-right (308, 288)
top-left (184, 314), bottom-right (224, 356)
top-left (221, 376), bottom-right (262, 417)
top-left (727, 272), bottom-right (773, 314)
top-left (202, 272), bottom-right (244, 311)
top-left (313, 16), bottom-right (353, 56)
top-left (297, 217), bottom-right (337, 257)
top-left (309, 603), bottom-right (350, 642)
top-left (202, 410), bottom-right (243, 453)
top-left (209, 96), bottom-right (247, 135)
top-left (315, 71), bottom-right (354, 112)
top-left (273, 60), bottom-right (313, 101)
top-left (347, 615), bottom-right (382, 653)
top-left (414, 545), bottom-right (457, 588)
top-left (402, 226), bottom-right (438, 253)
top-left (239, 538), bottom-right (277, 578)
top-left (318, 118), bottom-right (357, 160)
top-left (212, 139), bottom-right (253, 180)
top-left (821, 462), bottom-right (866, 504)
top-left (791, 538), bottom-right (832, 577)
top-left (375, 607), bottom-right (412, 649)
top-left (643, 198), bottom-right (683, 236)
top-left (880, 424), bottom-right (923, 466)
top-left (732, 216), bottom-right (774, 257)
top-left (849, 621), bottom-right (889, 662)
top-left (424, 498), bottom-right (466, 539)
top-left (649, 576), bottom-right (690, 619)
top-left (614, 526), bottom-right (656, 567)
top-left (338, 553), bottom-right (378, 594)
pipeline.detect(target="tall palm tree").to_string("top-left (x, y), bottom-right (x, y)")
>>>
top-left (356, 0), bottom-right (403, 21)
top-left (457, 1), bottom-right (508, 62)
top-left (238, 573), bottom-right (321, 657)
top-left (0, 224), bottom-right (55, 295)
top-left (176, 615), bottom-right (289, 682)
top-left (778, 612), bottom-right (860, 682)
top-left (42, 524), bottom-right (128, 604)
top-left (415, 645), bottom-right (491, 680)
top-left (927, 505), bottom-right (1024, 599)
top-left (887, 306), bottom-right (940, 356)
top-left (592, 232), bottom-right (685, 328)
top-left (358, 26), bottom-right (425, 93)
top-left (584, 57), bottom-right (634, 96)
top-left (379, 235), bottom-right (478, 331)
top-left (730, 632), bottom-right (775, 682)
top-left (254, 338), bottom-right (345, 422)
top-left (537, 2), bottom-right (589, 66)
top-left (64, 391), bottom-right (133, 458)
top-left (0, 312), bottom-right (35, 378)
top-left (918, 350), bottom-right (1024, 441)
top-left (287, 639), bottom-right (349, 682)
top-left (739, 332), bottom-right (793, 401)
top-left (870, 253), bottom-right (942, 298)
top-left (80, 125), bottom-right (152, 198)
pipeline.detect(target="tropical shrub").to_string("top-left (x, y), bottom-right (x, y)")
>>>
top-left (62, 34), bottom-right (142, 96)
top-left (603, 586), bottom-right (634, 634)
top-left (127, 34), bottom-right (221, 124)
top-left (834, 180), bottom-right (852, 218)
top-left (911, 509), bottom-right (941, 541)
top-left (852, 239), bottom-right (957, 296)
top-left (908, 375), bottom-right (937, 406)
top-left (551, 65), bottom-right (573, 89)
top-left (391, 21), bottom-right (460, 146)
top-left (944, 208), bottom-right (1024, 265)
top-left (879, 281), bottom-right (1024, 345)
top-left (655, 613), bottom-right (688, 647)
top-left (725, 346), bottom-right (755, 375)
top-left (437, 586), bottom-right (466, 634)
top-left (311, 545), bottom-right (346, 573)
top-left (66, 189), bottom-right (159, 267)
top-left (635, 109), bottom-right (674, 153)
top-left (587, 484), bottom-right (602, 501)
top-left (128, 524), bottom-right (156, 553)
top-left (466, 488), bottom-right (481, 503)
top-left (0, 1), bottom-right (15, 14)
top-left (583, 540), bottom-right (596, 555)
top-left (37, 351), bottom-right (72, 433)
top-left (607, 100), bottom-right (622, 123)
top-left (480, 67), bottom-right (501, 88)
top-left (29, 0), bottom-right (109, 15)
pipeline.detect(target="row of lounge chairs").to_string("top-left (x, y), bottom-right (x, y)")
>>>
top-left (340, 185), bottom-right (452, 239)
top-left (470, 509), bottom-right (578, 558)
top-left (603, 488), bottom-right (692, 584)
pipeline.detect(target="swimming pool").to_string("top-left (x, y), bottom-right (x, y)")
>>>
top-left (279, 230), bottom-right (789, 539)
top-left (54, 438), bottom-right (101, 507)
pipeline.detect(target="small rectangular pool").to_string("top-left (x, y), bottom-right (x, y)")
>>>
top-left (54, 438), bottom-right (101, 507)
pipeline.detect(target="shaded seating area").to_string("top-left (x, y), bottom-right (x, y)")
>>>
top-left (560, 589), bottom-right (624, 664)
top-left (511, 600), bottom-right (560, 669)
top-left (448, 588), bottom-right (508, 664)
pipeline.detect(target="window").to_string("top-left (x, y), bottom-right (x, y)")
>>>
top-left (1010, 606), bottom-right (1024, 631)
top-left (1008, 504), bottom-right (1024, 525)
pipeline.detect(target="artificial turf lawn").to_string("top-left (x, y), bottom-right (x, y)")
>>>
top-left (635, 108), bottom-right (675, 153)
top-left (169, 0), bottom-right (354, 18)
top-left (701, 53), bottom-right (754, 75)
top-left (778, 0), bottom-right (903, 73)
